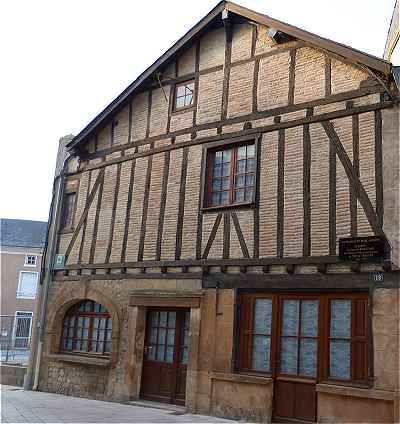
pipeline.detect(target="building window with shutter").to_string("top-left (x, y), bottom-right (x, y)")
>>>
top-left (237, 292), bottom-right (369, 386)
top-left (16, 271), bottom-right (38, 299)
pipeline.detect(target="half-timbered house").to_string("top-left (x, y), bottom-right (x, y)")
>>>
top-left (32, 2), bottom-right (400, 422)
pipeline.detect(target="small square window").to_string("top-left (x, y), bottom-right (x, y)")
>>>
top-left (25, 255), bottom-right (37, 266)
top-left (174, 80), bottom-right (195, 110)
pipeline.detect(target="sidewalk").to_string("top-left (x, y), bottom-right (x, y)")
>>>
top-left (1, 385), bottom-right (235, 423)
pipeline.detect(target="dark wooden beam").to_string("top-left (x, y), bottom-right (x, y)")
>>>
top-left (105, 163), bottom-right (121, 263)
top-left (175, 147), bottom-right (189, 260)
top-left (89, 171), bottom-right (105, 264)
top-left (329, 136), bottom-right (337, 255)
top-left (156, 151), bottom-right (170, 261)
top-left (120, 159), bottom-right (136, 262)
top-left (325, 56), bottom-right (331, 97)
top-left (64, 169), bottom-right (104, 262)
top-left (322, 121), bottom-right (382, 235)
top-left (231, 211), bottom-right (250, 258)
top-left (350, 106), bottom-right (359, 236)
top-left (277, 127), bottom-right (285, 258)
top-left (303, 108), bottom-right (312, 256)
top-left (223, 212), bottom-right (231, 259)
top-left (137, 156), bottom-right (153, 261)
top-left (77, 171), bottom-right (92, 265)
top-left (288, 49), bottom-right (296, 105)
top-left (374, 109), bottom-right (383, 229)
top-left (202, 213), bottom-right (222, 259)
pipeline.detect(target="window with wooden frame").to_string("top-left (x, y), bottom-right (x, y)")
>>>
top-left (60, 300), bottom-right (112, 355)
top-left (204, 142), bottom-right (256, 208)
top-left (174, 80), bottom-right (195, 110)
top-left (237, 292), bottom-right (369, 386)
top-left (61, 191), bottom-right (76, 231)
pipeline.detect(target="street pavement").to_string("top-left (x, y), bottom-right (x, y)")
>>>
top-left (1, 385), bottom-right (235, 423)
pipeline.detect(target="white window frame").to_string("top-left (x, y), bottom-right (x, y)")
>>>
top-left (16, 271), bottom-right (38, 299)
top-left (13, 311), bottom-right (33, 349)
top-left (24, 254), bottom-right (37, 267)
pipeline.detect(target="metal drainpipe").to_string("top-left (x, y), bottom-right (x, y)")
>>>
top-left (30, 159), bottom-right (67, 391)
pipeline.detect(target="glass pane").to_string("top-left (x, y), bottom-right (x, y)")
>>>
top-left (156, 344), bottom-right (165, 362)
top-left (222, 163), bottom-right (231, 177)
top-left (177, 85), bottom-right (185, 96)
top-left (99, 318), bottom-right (106, 329)
top-left (251, 335), bottom-right (270, 371)
top-left (165, 346), bottom-right (174, 363)
top-left (223, 149), bottom-right (231, 162)
top-left (98, 341), bottom-right (105, 353)
top-left (235, 175), bottom-right (245, 188)
top-left (149, 327), bottom-right (157, 344)
top-left (280, 337), bottom-right (298, 374)
top-left (301, 300), bottom-right (319, 337)
top-left (253, 299), bottom-right (272, 334)
top-left (247, 144), bottom-right (255, 157)
top-left (85, 301), bottom-right (92, 312)
top-left (213, 164), bottom-right (222, 177)
top-left (67, 339), bottom-right (73, 350)
top-left (236, 159), bottom-right (246, 174)
top-left (330, 340), bottom-right (350, 380)
top-left (212, 178), bottom-right (221, 191)
top-left (211, 193), bottom-right (220, 205)
top-left (176, 96), bottom-right (185, 108)
top-left (299, 339), bottom-right (317, 377)
top-left (181, 347), bottom-right (188, 364)
top-left (281, 300), bottom-right (300, 336)
top-left (246, 158), bottom-right (255, 172)
top-left (184, 94), bottom-right (193, 106)
top-left (150, 311), bottom-right (158, 328)
top-left (244, 188), bottom-right (253, 202)
top-left (159, 312), bottom-right (168, 327)
top-left (221, 177), bottom-right (230, 190)
top-left (215, 151), bottom-right (223, 164)
top-left (237, 146), bottom-right (247, 160)
top-left (183, 329), bottom-right (189, 347)
top-left (167, 329), bottom-right (175, 346)
top-left (104, 341), bottom-right (111, 353)
top-left (158, 328), bottom-right (166, 345)
top-left (221, 191), bottom-right (229, 204)
top-left (235, 189), bottom-right (244, 202)
top-left (81, 340), bottom-right (88, 351)
top-left (186, 82), bottom-right (194, 92)
top-left (148, 344), bottom-right (156, 360)
top-left (331, 300), bottom-right (351, 338)
top-left (168, 312), bottom-right (176, 329)
top-left (245, 174), bottom-right (254, 187)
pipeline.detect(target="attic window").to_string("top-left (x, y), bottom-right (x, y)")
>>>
top-left (174, 80), bottom-right (195, 110)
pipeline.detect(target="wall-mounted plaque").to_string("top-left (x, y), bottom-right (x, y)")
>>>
top-left (339, 236), bottom-right (386, 262)
top-left (54, 254), bottom-right (65, 268)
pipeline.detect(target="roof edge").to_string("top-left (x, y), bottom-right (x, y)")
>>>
top-left (68, 0), bottom-right (392, 151)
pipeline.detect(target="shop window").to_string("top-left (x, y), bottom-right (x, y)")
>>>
top-left (238, 292), bottom-right (369, 386)
top-left (204, 142), bottom-right (256, 208)
top-left (60, 300), bottom-right (112, 355)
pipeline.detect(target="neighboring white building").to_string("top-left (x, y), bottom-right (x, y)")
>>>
top-left (385, 0), bottom-right (399, 65)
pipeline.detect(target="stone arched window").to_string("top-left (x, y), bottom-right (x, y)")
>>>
top-left (60, 300), bottom-right (112, 355)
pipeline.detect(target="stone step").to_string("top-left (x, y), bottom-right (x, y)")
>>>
top-left (127, 399), bottom-right (187, 414)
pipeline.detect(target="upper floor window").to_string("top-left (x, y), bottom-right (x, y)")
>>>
top-left (17, 271), bottom-right (38, 299)
top-left (25, 255), bottom-right (37, 267)
top-left (61, 192), bottom-right (76, 231)
top-left (238, 292), bottom-right (369, 385)
top-left (60, 300), bottom-right (112, 355)
top-left (205, 143), bottom-right (255, 208)
top-left (174, 80), bottom-right (195, 110)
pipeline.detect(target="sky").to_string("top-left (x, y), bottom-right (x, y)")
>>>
top-left (0, 0), bottom-right (395, 222)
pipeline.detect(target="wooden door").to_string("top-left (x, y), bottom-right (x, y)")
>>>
top-left (273, 297), bottom-right (320, 423)
top-left (140, 308), bottom-right (189, 405)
